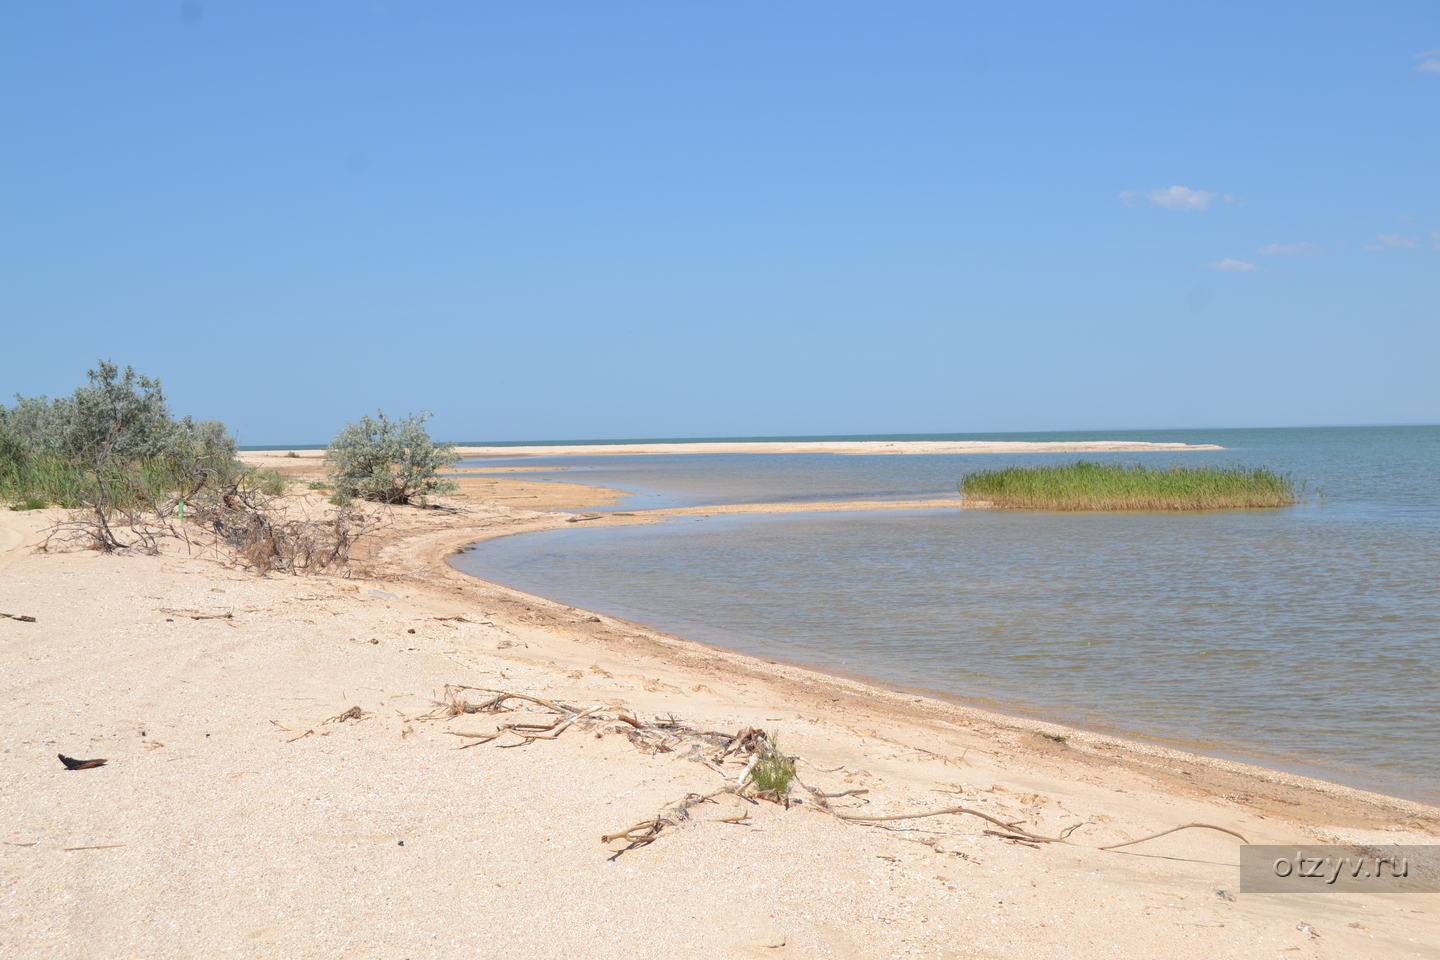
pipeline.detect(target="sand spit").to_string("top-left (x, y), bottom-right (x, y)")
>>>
top-left (449, 439), bottom-right (1225, 458)
top-left (2, 474), bottom-right (1436, 959)
top-left (241, 439), bottom-right (1224, 464)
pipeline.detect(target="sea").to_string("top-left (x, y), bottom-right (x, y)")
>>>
top-left (449, 426), bottom-right (1440, 805)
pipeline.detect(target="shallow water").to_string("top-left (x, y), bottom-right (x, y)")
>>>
top-left (452, 426), bottom-right (1440, 803)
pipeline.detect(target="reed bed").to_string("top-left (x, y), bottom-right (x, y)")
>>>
top-left (960, 461), bottom-right (1295, 511)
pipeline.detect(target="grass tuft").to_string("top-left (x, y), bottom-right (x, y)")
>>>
top-left (960, 461), bottom-right (1295, 511)
top-left (750, 731), bottom-right (796, 795)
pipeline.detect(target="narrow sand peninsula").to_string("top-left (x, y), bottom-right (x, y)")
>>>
top-left (450, 439), bottom-right (1225, 457)
top-left (2, 468), bottom-right (1436, 960)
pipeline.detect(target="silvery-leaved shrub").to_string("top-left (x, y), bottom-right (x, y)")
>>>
top-left (1, 361), bottom-right (240, 513)
top-left (324, 410), bottom-right (458, 505)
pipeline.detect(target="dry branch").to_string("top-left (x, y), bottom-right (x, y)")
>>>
top-left (323, 706), bottom-right (365, 724)
top-left (444, 729), bottom-right (502, 741)
top-left (1099, 823), bottom-right (1249, 850)
top-left (506, 706), bottom-right (601, 741)
top-left (603, 783), bottom-right (749, 852)
top-left (830, 804), bottom-right (1075, 843)
top-left (427, 683), bottom-right (1250, 865)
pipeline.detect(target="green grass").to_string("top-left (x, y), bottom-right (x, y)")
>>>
top-left (749, 731), bottom-right (796, 795)
top-left (249, 467), bottom-right (288, 496)
top-left (1, 453), bottom-right (243, 512)
top-left (1, 453), bottom-right (93, 509)
top-left (959, 461), bottom-right (1296, 511)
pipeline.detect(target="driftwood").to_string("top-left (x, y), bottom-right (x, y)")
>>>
top-left (828, 804), bottom-right (1086, 844)
top-left (416, 686), bottom-right (612, 748)
top-left (413, 683), bottom-right (1250, 862)
top-left (506, 706), bottom-right (601, 741)
top-left (602, 783), bottom-right (753, 854)
top-left (159, 608), bottom-right (233, 620)
top-left (1099, 823), bottom-right (1249, 850)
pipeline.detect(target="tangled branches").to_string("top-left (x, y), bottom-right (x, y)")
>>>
top-left (410, 684), bottom-right (1251, 862)
top-left (40, 469), bottom-right (384, 574)
top-left (185, 481), bottom-right (384, 574)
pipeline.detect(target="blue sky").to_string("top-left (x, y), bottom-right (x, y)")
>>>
top-left (1, 2), bottom-right (1437, 444)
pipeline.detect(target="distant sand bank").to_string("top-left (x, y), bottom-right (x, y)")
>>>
top-left (450, 439), bottom-right (1225, 457)
top-left (243, 439), bottom-right (1224, 465)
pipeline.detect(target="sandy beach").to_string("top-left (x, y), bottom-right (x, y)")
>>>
top-left (2, 458), bottom-right (1437, 959)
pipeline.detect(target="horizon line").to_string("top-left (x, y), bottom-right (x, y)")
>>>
top-left (236, 422), bottom-right (1439, 451)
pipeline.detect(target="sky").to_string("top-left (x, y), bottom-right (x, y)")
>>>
top-left (1, 2), bottom-right (1437, 444)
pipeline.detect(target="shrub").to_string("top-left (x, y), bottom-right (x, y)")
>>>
top-left (1, 361), bottom-right (242, 549)
top-left (324, 410), bottom-right (459, 505)
top-left (249, 468), bottom-right (288, 496)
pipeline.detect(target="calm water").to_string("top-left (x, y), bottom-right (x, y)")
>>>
top-left (452, 427), bottom-right (1440, 803)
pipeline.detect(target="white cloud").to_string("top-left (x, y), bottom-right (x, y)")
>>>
top-left (1257, 241), bottom-right (1318, 255)
top-left (1366, 233), bottom-right (1421, 250)
top-left (1419, 58), bottom-right (1440, 73)
top-left (1418, 48), bottom-right (1440, 56)
top-left (1398, 214), bottom-right (1414, 221)
top-left (1120, 185), bottom-right (1235, 210)
top-left (1208, 258), bottom-right (1260, 271)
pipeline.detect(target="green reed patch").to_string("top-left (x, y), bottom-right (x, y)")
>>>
top-left (960, 461), bottom-right (1296, 511)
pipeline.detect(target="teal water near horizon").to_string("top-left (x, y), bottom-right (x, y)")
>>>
top-left (451, 426), bottom-right (1440, 804)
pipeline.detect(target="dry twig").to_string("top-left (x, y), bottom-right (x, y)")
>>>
top-left (1099, 823), bottom-right (1249, 850)
top-left (322, 706), bottom-right (365, 724)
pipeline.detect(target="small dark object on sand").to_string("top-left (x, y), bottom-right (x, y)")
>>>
top-left (1, 613), bottom-right (37, 622)
top-left (58, 754), bottom-right (107, 770)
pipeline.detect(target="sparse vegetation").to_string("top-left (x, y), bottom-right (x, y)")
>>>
top-left (960, 461), bottom-right (1296, 511)
top-left (250, 467), bottom-right (288, 496)
top-left (1, 361), bottom-right (241, 546)
top-left (324, 410), bottom-right (459, 505)
top-left (749, 730), bottom-right (796, 797)
top-left (2, 361), bottom-right (381, 569)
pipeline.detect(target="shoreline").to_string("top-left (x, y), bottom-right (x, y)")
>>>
top-left (6, 472), bottom-right (1439, 956)
top-left (245, 450), bottom-right (1427, 806)
top-left (440, 512), bottom-right (1439, 817)
top-left (447, 500), bottom-right (1424, 804)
